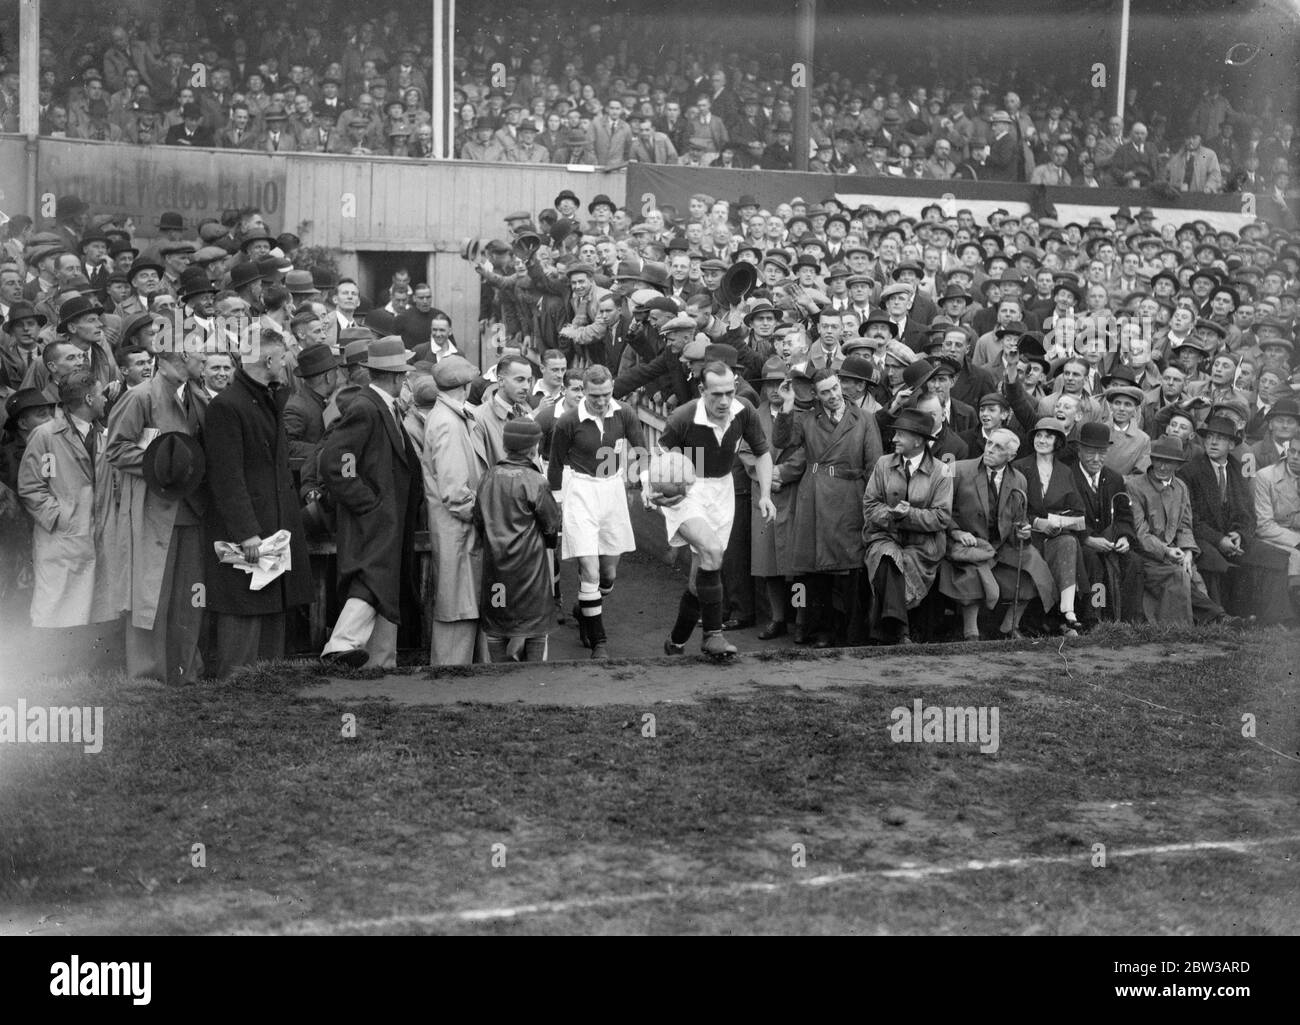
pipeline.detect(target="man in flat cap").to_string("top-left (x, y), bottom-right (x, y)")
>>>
top-left (1126, 436), bottom-right (1234, 625)
top-left (320, 338), bottom-right (424, 669)
top-left (422, 356), bottom-right (491, 664)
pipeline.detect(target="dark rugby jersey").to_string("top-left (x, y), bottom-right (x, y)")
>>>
top-left (547, 398), bottom-right (646, 490)
top-left (659, 398), bottom-right (769, 479)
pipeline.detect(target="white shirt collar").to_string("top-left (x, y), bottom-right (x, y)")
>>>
top-left (694, 397), bottom-right (744, 427)
top-left (905, 453), bottom-right (923, 475)
top-left (69, 412), bottom-right (95, 438)
top-left (578, 396), bottom-right (622, 424)
top-left (368, 383), bottom-right (397, 414)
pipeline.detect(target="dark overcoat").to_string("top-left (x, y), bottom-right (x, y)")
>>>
top-left (201, 369), bottom-right (312, 615)
top-left (320, 385), bottom-right (423, 624)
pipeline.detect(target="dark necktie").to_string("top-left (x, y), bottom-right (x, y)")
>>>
top-left (1183, 152), bottom-right (1196, 188)
top-left (82, 426), bottom-right (97, 465)
top-left (1216, 462), bottom-right (1227, 502)
top-left (987, 469), bottom-right (1001, 543)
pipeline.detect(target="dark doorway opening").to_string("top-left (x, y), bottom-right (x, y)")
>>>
top-left (355, 250), bottom-right (429, 308)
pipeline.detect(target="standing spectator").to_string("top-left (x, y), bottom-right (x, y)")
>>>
top-left (984, 110), bottom-right (1020, 181)
top-left (283, 345), bottom-right (340, 463)
top-left (1164, 130), bottom-right (1223, 194)
top-left (201, 332), bottom-right (311, 677)
top-left (17, 372), bottom-right (117, 666)
top-left (591, 99), bottom-right (633, 164)
top-left (422, 357), bottom-right (490, 665)
top-left (319, 338), bottom-right (423, 669)
top-left (687, 96), bottom-right (729, 165)
top-left (104, 351), bottom-right (208, 684)
top-left (1108, 122), bottom-right (1158, 187)
top-left (774, 367), bottom-right (882, 646)
top-left (475, 418), bottom-right (562, 662)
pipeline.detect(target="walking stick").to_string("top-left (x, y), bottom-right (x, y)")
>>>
top-left (1007, 487), bottom-right (1029, 635)
top-left (1107, 492), bottom-right (1132, 623)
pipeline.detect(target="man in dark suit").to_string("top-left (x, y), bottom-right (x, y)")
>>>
top-left (1071, 421), bottom-right (1142, 626)
top-left (164, 102), bottom-right (215, 147)
top-left (319, 337), bottom-right (424, 669)
top-left (283, 344), bottom-right (339, 463)
top-left (201, 331), bottom-right (312, 677)
top-left (1178, 415), bottom-right (1255, 613)
top-left (1107, 122), bottom-right (1158, 187)
top-left (985, 110), bottom-right (1020, 181)
top-left (926, 357), bottom-right (978, 435)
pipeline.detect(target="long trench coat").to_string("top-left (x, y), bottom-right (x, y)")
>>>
top-left (17, 416), bottom-right (119, 627)
top-left (863, 450), bottom-right (954, 607)
top-left (473, 454), bottom-right (562, 637)
top-left (422, 392), bottom-right (489, 622)
top-left (104, 373), bottom-right (207, 629)
top-left (320, 386), bottom-right (423, 625)
top-left (746, 401), bottom-right (805, 578)
top-left (776, 402), bottom-right (883, 574)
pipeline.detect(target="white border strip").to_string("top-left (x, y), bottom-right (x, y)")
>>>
top-left (251, 833), bottom-right (1300, 934)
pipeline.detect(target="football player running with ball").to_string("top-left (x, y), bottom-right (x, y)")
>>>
top-left (644, 361), bottom-right (777, 658)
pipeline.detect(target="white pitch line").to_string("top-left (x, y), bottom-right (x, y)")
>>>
top-left (252, 833), bottom-right (1300, 935)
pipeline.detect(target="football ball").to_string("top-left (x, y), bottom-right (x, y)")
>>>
top-left (648, 450), bottom-right (696, 501)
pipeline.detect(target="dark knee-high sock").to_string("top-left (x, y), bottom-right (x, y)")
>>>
top-left (671, 590), bottom-right (701, 644)
top-left (579, 581), bottom-right (605, 645)
top-left (697, 569), bottom-right (724, 633)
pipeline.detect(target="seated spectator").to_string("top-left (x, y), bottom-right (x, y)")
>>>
top-left (941, 430), bottom-right (1054, 640)
top-left (1127, 436), bottom-right (1233, 625)
top-left (1011, 418), bottom-right (1086, 634)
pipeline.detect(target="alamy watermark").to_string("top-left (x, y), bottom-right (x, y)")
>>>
top-left (0, 700), bottom-right (104, 753)
top-left (889, 699), bottom-right (999, 754)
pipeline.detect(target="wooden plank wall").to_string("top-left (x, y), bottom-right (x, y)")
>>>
top-left (0, 134), bottom-right (627, 367)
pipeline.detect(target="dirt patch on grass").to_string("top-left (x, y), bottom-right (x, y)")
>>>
top-left (303, 642), bottom-right (1233, 708)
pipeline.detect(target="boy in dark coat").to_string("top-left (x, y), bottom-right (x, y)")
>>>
top-left (474, 419), bottom-right (562, 661)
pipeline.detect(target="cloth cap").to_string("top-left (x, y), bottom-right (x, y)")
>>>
top-left (503, 418), bottom-right (543, 451)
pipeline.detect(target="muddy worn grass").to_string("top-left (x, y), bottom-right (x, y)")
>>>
top-left (0, 626), bottom-right (1296, 934)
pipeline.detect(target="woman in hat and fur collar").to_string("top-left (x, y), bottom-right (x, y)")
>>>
top-left (1011, 417), bottom-right (1087, 634)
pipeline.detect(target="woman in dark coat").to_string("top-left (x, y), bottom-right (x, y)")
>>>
top-left (201, 342), bottom-right (313, 677)
top-left (1011, 417), bottom-right (1086, 634)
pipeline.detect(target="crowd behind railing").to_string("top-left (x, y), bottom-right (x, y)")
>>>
top-left (1, 171), bottom-right (1298, 680)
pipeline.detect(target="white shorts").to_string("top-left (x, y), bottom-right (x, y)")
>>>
top-left (561, 473), bottom-right (636, 559)
top-left (660, 475), bottom-right (735, 549)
